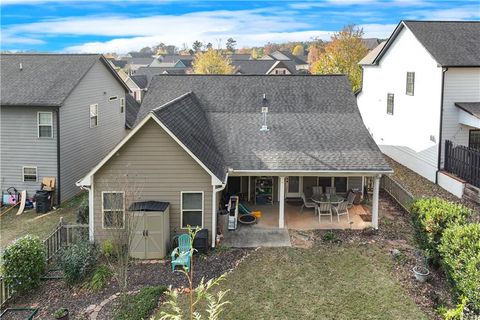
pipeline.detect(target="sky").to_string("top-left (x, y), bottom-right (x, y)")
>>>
top-left (1, 0), bottom-right (479, 54)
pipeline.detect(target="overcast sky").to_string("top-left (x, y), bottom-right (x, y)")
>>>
top-left (1, 0), bottom-right (479, 53)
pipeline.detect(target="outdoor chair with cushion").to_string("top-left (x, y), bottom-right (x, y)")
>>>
top-left (300, 192), bottom-right (318, 214)
top-left (333, 201), bottom-right (350, 223)
top-left (326, 186), bottom-right (336, 195)
top-left (317, 202), bottom-right (332, 223)
top-left (171, 234), bottom-right (191, 272)
top-left (346, 192), bottom-right (356, 208)
top-left (312, 186), bottom-right (323, 197)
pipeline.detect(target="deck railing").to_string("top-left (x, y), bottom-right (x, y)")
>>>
top-left (444, 140), bottom-right (480, 188)
top-left (1, 218), bottom-right (88, 307)
top-left (380, 175), bottom-right (415, 212)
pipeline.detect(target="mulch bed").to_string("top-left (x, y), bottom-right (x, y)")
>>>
top-left (3, 248), bottom-right (250, 319)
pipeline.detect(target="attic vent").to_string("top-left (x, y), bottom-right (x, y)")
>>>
top-left (260, 106), bottom-right (269, 131)
top-left (19, 63), bottom-right (23, 71)
top-left (263, 93), bottom-right (267, 100)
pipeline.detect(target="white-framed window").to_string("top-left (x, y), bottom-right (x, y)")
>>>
top-left (102, 191), bottom-right (125, 229)
top-left (180, 191), bottom-right (204, 229)
top-left (89, 104), bottom-right (98, 128)
top-left (109, 96), bottom-right (118, 101)
top-left (120, 97), bottom-right (125, 114)
top-left (406, 72), bottom-right (415, 96)
top-left (37, 112), bottom-right (53, 138)
top-left (22, 166), bottom-right (37, 182)
top-left (387, 93), bottom-right (394, 115)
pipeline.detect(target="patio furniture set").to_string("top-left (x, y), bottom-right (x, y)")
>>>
top-left (300, 187), bottom-right (356, 223)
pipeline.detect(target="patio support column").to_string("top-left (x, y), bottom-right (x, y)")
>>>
top-left (372, 175), bottom-right (381, 229)
top-left (248, 176), bottom-right (251, 202)
top-left (279, 176), bottom-right (285, 228)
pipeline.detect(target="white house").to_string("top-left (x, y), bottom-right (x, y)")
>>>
top-left (357, 20), bottom-right (480, 198)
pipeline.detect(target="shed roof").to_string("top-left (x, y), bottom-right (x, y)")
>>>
top-left (455, 102), bottom-right (480, 119)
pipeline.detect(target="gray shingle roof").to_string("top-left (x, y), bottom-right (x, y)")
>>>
top-left (130, 75), bottom-right (148, 89)
top-left (455, 102), bottom-right (480, 119)
top-left (125, 94), bottom-right (141, 129)
top-left (135, 66), bottom-right (188, 84)
top-left (0, 54), bottom-right (100, 106)
top-left (139, 75), bottom-right (391, 178)
top-left (232, 60), bottom-right (295, 74)
top-left (359, 41), bottom-right (387, 65)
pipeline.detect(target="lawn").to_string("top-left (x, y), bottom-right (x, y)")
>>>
top-left (0, 193), bottom-right (84, 248)
top-left (177, 245), bottom-right (428, 320)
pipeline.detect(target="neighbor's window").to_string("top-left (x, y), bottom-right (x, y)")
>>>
top-left (469, 130), bottom-right (480, 150)
top-left (120, 98), bottom-right (125, 113)
top-left (181, 191), bottom-right (203, 228)
top-left (23, 166), bottom-right (37, 182)
top-left (38, 112), bottom-right (53, 138)
top-left (406, 72), bottom-right (415, 96)
top-left (387, 93), bottom-right (394, 115)
top-left (102, 192), bottom-right (125, 228)
top-left (89, 104), bottom-right (98, 127)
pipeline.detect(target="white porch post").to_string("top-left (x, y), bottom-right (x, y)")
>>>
top-left (279, 176), bottom-right (285, 228)
top-left (372, 175), bottom-right (381, 229)
top-left (247, 176), bottom-right (251, 202)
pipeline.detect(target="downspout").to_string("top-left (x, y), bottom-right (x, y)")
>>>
top-left (211, 173), bottom-right (228, 248)
top-left (78, 178), bottom-right (94, 242)
top-left (435, 67), bottom-right (448, 184)
top-left (56, 107), bottom-right (61, 205)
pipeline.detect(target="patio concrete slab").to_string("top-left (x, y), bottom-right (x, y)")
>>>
top-left (222, 225), bottom-right (291, 248)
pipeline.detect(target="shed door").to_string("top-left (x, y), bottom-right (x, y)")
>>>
top-left (130, 212), bottom-right (146, 259)
top-left (145, 212), bottom-right (165, 259)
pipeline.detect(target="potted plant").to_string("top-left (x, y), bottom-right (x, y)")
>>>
top-left (412, 251), bottom-right (430, 283)
top-left (54, 307), bottom-right (69, 320)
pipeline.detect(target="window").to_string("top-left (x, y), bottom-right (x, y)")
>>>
top-left (387, 93), bottom-right (394, 115)
top-left (109, 96), bottom-right (118, 101)
top-left (334, 177), bottom-right (348, 193)
top-left (318, 177), bottom-right (332, 191)
top-left (102, 192), bottom-right (125, 228)
top-left (38, 112), bottom-right (53, 138)
top-left (406, 72), bottom-right (415, 96)
top-left (89, 104), bottom-right (98, 127)
top-left (23, 166), bottom-right (37, 182)
top-left (469, 130), bottom-right (480, 150)
top-left (120, 97), bottom-right (125, 113)
top-left (181, 191), bottom-right (203, 228)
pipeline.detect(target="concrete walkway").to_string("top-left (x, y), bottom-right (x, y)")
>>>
top-left (222, 225), bottom-right (291, 247)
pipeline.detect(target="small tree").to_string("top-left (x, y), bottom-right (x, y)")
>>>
top-left (192, 49), bottom-right (234, 74)
top-left (225, 38), bottom-right (237, 53)
top-left (192, 41), bottom-right (203, 53)
top-left (292, 44), bottom-right (304, 56)
top-left (310, 25), bottom-right (368, 92)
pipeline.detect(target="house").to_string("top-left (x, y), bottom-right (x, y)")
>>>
top-left (0, 54), bottom-right (130, 204)
top-left (125, 57), bottom-right (155, 75)
top-left (357, 20), bottom-right (480, 198)
top-left (232, 60), bottom-right (295, 75)
top-left (77, 74), bottom-right (391, 252)
top-left (260, 50), bottom-right (309, 71)
top-left (114, 68), bottom-right (145, 102)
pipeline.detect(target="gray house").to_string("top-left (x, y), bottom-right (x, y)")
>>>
top-left (77, 75), bottom-right (391, 254)
top-left (0, 54), bottom-right (130, 204)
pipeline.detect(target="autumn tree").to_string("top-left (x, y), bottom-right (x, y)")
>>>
top-left (251, 48), bottom-right (259, 60)
top-left (192, 49), bottom-right (235, 74)
top-left (225, 38), bottom-right (237, 53)
top-left (263, 42), bottom-right (280, 55)
top-left (310, 25), bottom-right (367, 92)
top-left (292, 44), bottom-right (305, 56)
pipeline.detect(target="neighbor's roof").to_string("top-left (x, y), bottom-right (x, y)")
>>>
top-left (125, 94), bottom-right (141, 129)
top-left (130, 74), bottom-right (148, 89)
top-left (136, 75), bottom-right (391, 178)
top-left (374, 20), bottom-right (480, 67)
top-left (359, 41), bottom-right (387, 65)
top-left (455, 102), bottom-right (480, 119)
top-left (232, 60), bottom-right (295, 74)
top-left (362, 38), bottom-right (382, 51)
top-left (135, 66), bottom-right (188, 83)
top-left (0, 54), bottom-right (128, 106)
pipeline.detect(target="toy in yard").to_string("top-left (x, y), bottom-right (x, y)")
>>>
top-left (0, 187), bottom-right (27, 217)
top-left (227, 196), bottom-right (239, 230)
top-left (238, 202), bottom-right (262, 218)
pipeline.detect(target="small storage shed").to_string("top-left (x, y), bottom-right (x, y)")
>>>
top-left (129, 201), bottom-right (170, 259)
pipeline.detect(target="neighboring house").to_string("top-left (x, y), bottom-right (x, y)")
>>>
top-left (114, 68), bottom-right (144, 102)
top-left (357, 20), bottom-right (480, 197)
top-left (362, 38), bottom-right (382, 51)
top-left (260, 50), bottom-right (309, 71)
top-left (129, 75), bottom-right (148, 101)
top-left (77, 74), bottom-right (391, 250)
top-left (0, 54), bottom-right (130, 204)
top-left (125, 57), bottom-right (155, 75)
top-left (233, 60), bottom-right (295, 75)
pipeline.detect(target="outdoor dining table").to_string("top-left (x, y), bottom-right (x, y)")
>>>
top-left (311, 194), bottom-right (345, 205)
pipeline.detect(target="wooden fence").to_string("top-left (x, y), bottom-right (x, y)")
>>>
top-left (380, 175), bottom-right (415, 213)
top-left (445, 140), bottom-right (480, 188)
top-left (1, 218), bottom-right (88, 307)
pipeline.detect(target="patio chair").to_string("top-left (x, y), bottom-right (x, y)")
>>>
top-left (326, 186), bottom-right (336, 195)
top-left (333, 201), bottom-right (350, 223)
top-left (300, 192), bottom-right (317, 214)
top-left (346, 192), bottom-right (356, 209)
top-left (171, 234), bottom-right (191, 272)
top-left (317, 202), bottom-right (332, 223)
top-left (312, 186), bottom-right (323, 197)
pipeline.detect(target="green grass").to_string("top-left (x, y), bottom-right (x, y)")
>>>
top-left (0, 193), bottom-right (85, 249)
top-left (194, 245), bottom-right (427, 320)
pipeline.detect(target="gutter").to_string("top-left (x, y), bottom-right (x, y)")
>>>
top-left (211, 172), bottom-right (228, 248)
top-left (436, 67), bottom-right (448, 184)
top-left (56, 107), bottom-right (61, 205)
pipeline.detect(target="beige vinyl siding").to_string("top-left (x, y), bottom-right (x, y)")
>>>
top-left (93, 118), bottom-right (213, 242)
top-left (60, 59), bottom-right (126, 202)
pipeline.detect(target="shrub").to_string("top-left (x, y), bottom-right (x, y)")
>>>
top-left (58, 241), bottom-right (98, 286)
top-left (76, 198), bottom-right (89, 224)
top-left (115, 286), bottom-right (167, 320)
top-left (87, 265), bottom-right (112, 291)
top-left (101, 239), bottom-right (115, 259)
top-left (2, 235), bottom-right (46, 293)
top-left (410, 198), bottom-right (472, 258)
top-left (439, 223), bottom-right (480, 310)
